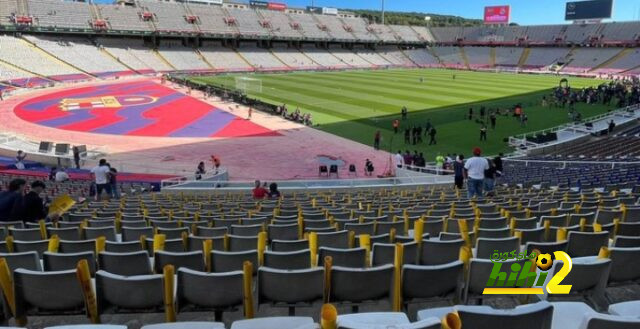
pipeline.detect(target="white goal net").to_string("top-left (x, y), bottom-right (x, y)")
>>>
top-left (235, 76), bottom-right (262, 94)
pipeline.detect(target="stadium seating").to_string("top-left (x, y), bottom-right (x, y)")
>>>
top-left (96, 4), bottom-right (153, 32)
top-left (494, 47), bottom-right (524, 67)
top-left (199, 43), bottom-right (253, 71)
top-left (313, 14), bottom-right (353, 40)
top-left (186, 3), bottom-right (237, 35)
top-left (353, 48), bottom-right (392, 66)
top-left (24, 35), bottom-right (130, 75)
top-left (157, 42), bottom-right (210, 71)
top-left (432, 46), bottom-right (465, 68)
top-left (28, 0), bottom-right (93, 30)
top-left (0, 35), bottom-right (81, 79)
top-left (523, 48), bottom-right (571, 68)
top-left (139, 0), bottom-right (196, 33)
top-left (271, 46), bottom-right (319, 68)
top-left (464, 46), bottom-right (491, 68)
top-left (257, 9), bottom-right (302, 39)
top-left (562, 48), bottom-right (622, 73)
top-left (342, 17), bottom-right (377, 42)
top-left (237, 47), bottom-right (286, 69)
top-left (226, 7), bottom-right (269, 37)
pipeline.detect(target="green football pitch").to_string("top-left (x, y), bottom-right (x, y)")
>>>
top-left (189, 68), bottom-right (614, 159)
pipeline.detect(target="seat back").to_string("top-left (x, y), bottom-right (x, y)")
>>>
top-left (210, 250), bottom-right (258, 273)
top-left (154, 250), bottom-right (205, 273)
top-left (567, 231), bottom-right (609, 257)
top-left (98, 251), bottom-right (152, 276)
top-left (122, 226), bottom-right (153, 242)
top-left (176, 267), bottom-right (244, 310)
top-left (456, 301), bottom-right (553, 329)
top-left (257, 267), bottom-right (324, 305)
top-left (96, 270), bottom-right (164, 312)
top-left (84, 226), bottom-right (117, 241)
top-left (0, 251), bottom-right (41, 273)
top-left (372, 242), bottom-right (418, 266)
top-left (14, 268), bottom-right (85, 317)
top-left (263, 249), bottom-right (311, 270)
top-left (318, 247), bottom-right (366, 268)
top-left (608, 247), bottom-right (640, 283)
top-left (419, 239), bottom-right (464, 265)
top-left (330, 265), bottom-right (393, 304)
top-left (476, 237), bottom-right (520, 259)
top-left (402, 261), bottom-right (463, 301)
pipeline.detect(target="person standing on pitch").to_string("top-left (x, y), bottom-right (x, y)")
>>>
top-left (392, 119), bottom-right (399, 134)
top-left (428, 127), bottom-right (437, 145)
top-left (480, 125), bottom-right (488, 141)
top-left (247, 107), bottom-right (252, 120)
top-left (373, 131), bottom-right (381, 150)
top-left (490, 112), bottom-right (497, 130)
top-left (401, 107), bottom-right (408, 120)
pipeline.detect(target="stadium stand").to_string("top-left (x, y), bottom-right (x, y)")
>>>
top-left (24, 35), bottom-right (130, 76)
top-left (226, 7), bottom-right (269, 37)
top-left (341, 16), bottom-right (377, 42)
top-left (369, 24), bottom-right (398, 42)
top-left (301, 47), bottom-right (347, 67)
top-left (27, 0), bottom-right (93, 29)
top-left (389, 25), bottom-right (421, 43)
top-left (186, 3), bottom-right (237, 35)
top-left (594, 48), bottom-right (640, 74)
top-left (0, 35), bottom-right (82, 80)
top-left (403, 48), bottom-right (440, 67)
top-left (353, 48), bottom-right (392, 66)
top-left (430, 26), bottom-right (462, 43)
top-left (237, 47), bottom-right (286, 69)
top-left (0, 0), bottom-right (18, 26)
top-left (313, 13), bottom-right (353, 40)
top-left (600, 21), bottom-right (640, 44)
top-left (464, 46), bottom-right (491, 68)
top-left (376, 46), bottom-right (415, 66)
top-left (564, 23), bottom-right (602, 44)
top-left (139, 0), bottom-right (196, 33)
top-left (97, 38), bottom-right (156, 73)
top-left (523, 47), bottom-right (571, 69)
top-left (411, 26), bottom-right (435, 42)
top-left (96, 4), bottom-right (154, 32)
top-left (271, 46), bottom-right (319, 68)
top-left (329, 48), bottom-right (372, 67)
top-left (562, 48), bottom-right (622, 73)
top-left (156, 41), bottom-right (210, 71)
top-left (525, 25), bottom-right (565, 44)
top-left (494, 47), bottom-right (524, 67)
top-left (257, 9), bottom-right (302, 39)
top-left (199, 43), bottom-right (253, 71)
top-left (432, 46), bottom-right (465, 68)
top-left (287, 12), bottom-right (330, 39)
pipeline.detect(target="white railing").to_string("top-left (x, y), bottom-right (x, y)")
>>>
top-left (503, 158), bottom-right (640, 170)
top-left (508, 104), bottom-right (640, 149)
top-left (160, 167), bottom-right (229, 189)
top-left (162, 174), bottom-right (452, 192)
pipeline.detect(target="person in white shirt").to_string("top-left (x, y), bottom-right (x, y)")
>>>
top-left (55, 167), bottom-right (70, 182)
top-left (394, 150), bottom-right (404, 169)
top-left (464, 147), bottom-right (489, 199)
top-left (90, 159), bottom-right (111, 201)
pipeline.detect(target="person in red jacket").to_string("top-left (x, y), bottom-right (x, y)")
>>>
top-left (252, 180), bottom-right (268, 199)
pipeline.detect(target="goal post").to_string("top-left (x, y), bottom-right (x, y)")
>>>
top-left (235, 76), bottom-right (262, 94)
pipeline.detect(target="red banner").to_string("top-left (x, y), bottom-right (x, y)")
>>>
top-left (267, 2), bottom-right (287, 11)
top-left (484, 5), bottom-right (510, 24)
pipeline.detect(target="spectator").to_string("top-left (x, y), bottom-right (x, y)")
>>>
top-left (268, 182), bottom-right (281, 199)
top-left (435, 153), bottom-right (445, 171)
top-left (252, 180), bottom-right (268, 199)
top-left (394, 150), bottom-right (404, 168)
top-left (373, 130), bottom-right (381, 150)
top-left (364, 159), bottom-right (375, 176)
top-left (15, 150), bottom-right (26, 170)
top-left (48, 167), bottom-right (57, 181)
top-left (453, 154), bottom-right (465, 190)
top-left (211, 155), bottom-right (221, 173)
top-left (90, 159), bottom-right (112, 201)
top-left (55, 167), bottom-right (70, 182)
top-left (108, 165), bottom-right (119, 199)
top-left (195, 161), bottom-right (206, 180)
top-left (72, 146), bottom-right (81, 169)
top-left (484, 159), bottom-right (496, 197)
top-left (19, 181), bottom-right (59, 223)
top-left (403, 150), bottom-right (413, 166)
top-left (464, 147), bottom-right (489, 199)
top-left (494, 153), bottom-right (504, 177)
top-left (0, 178), bottom-right (26, 221)
top-left (608, 120), bottom-right (616, 133)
